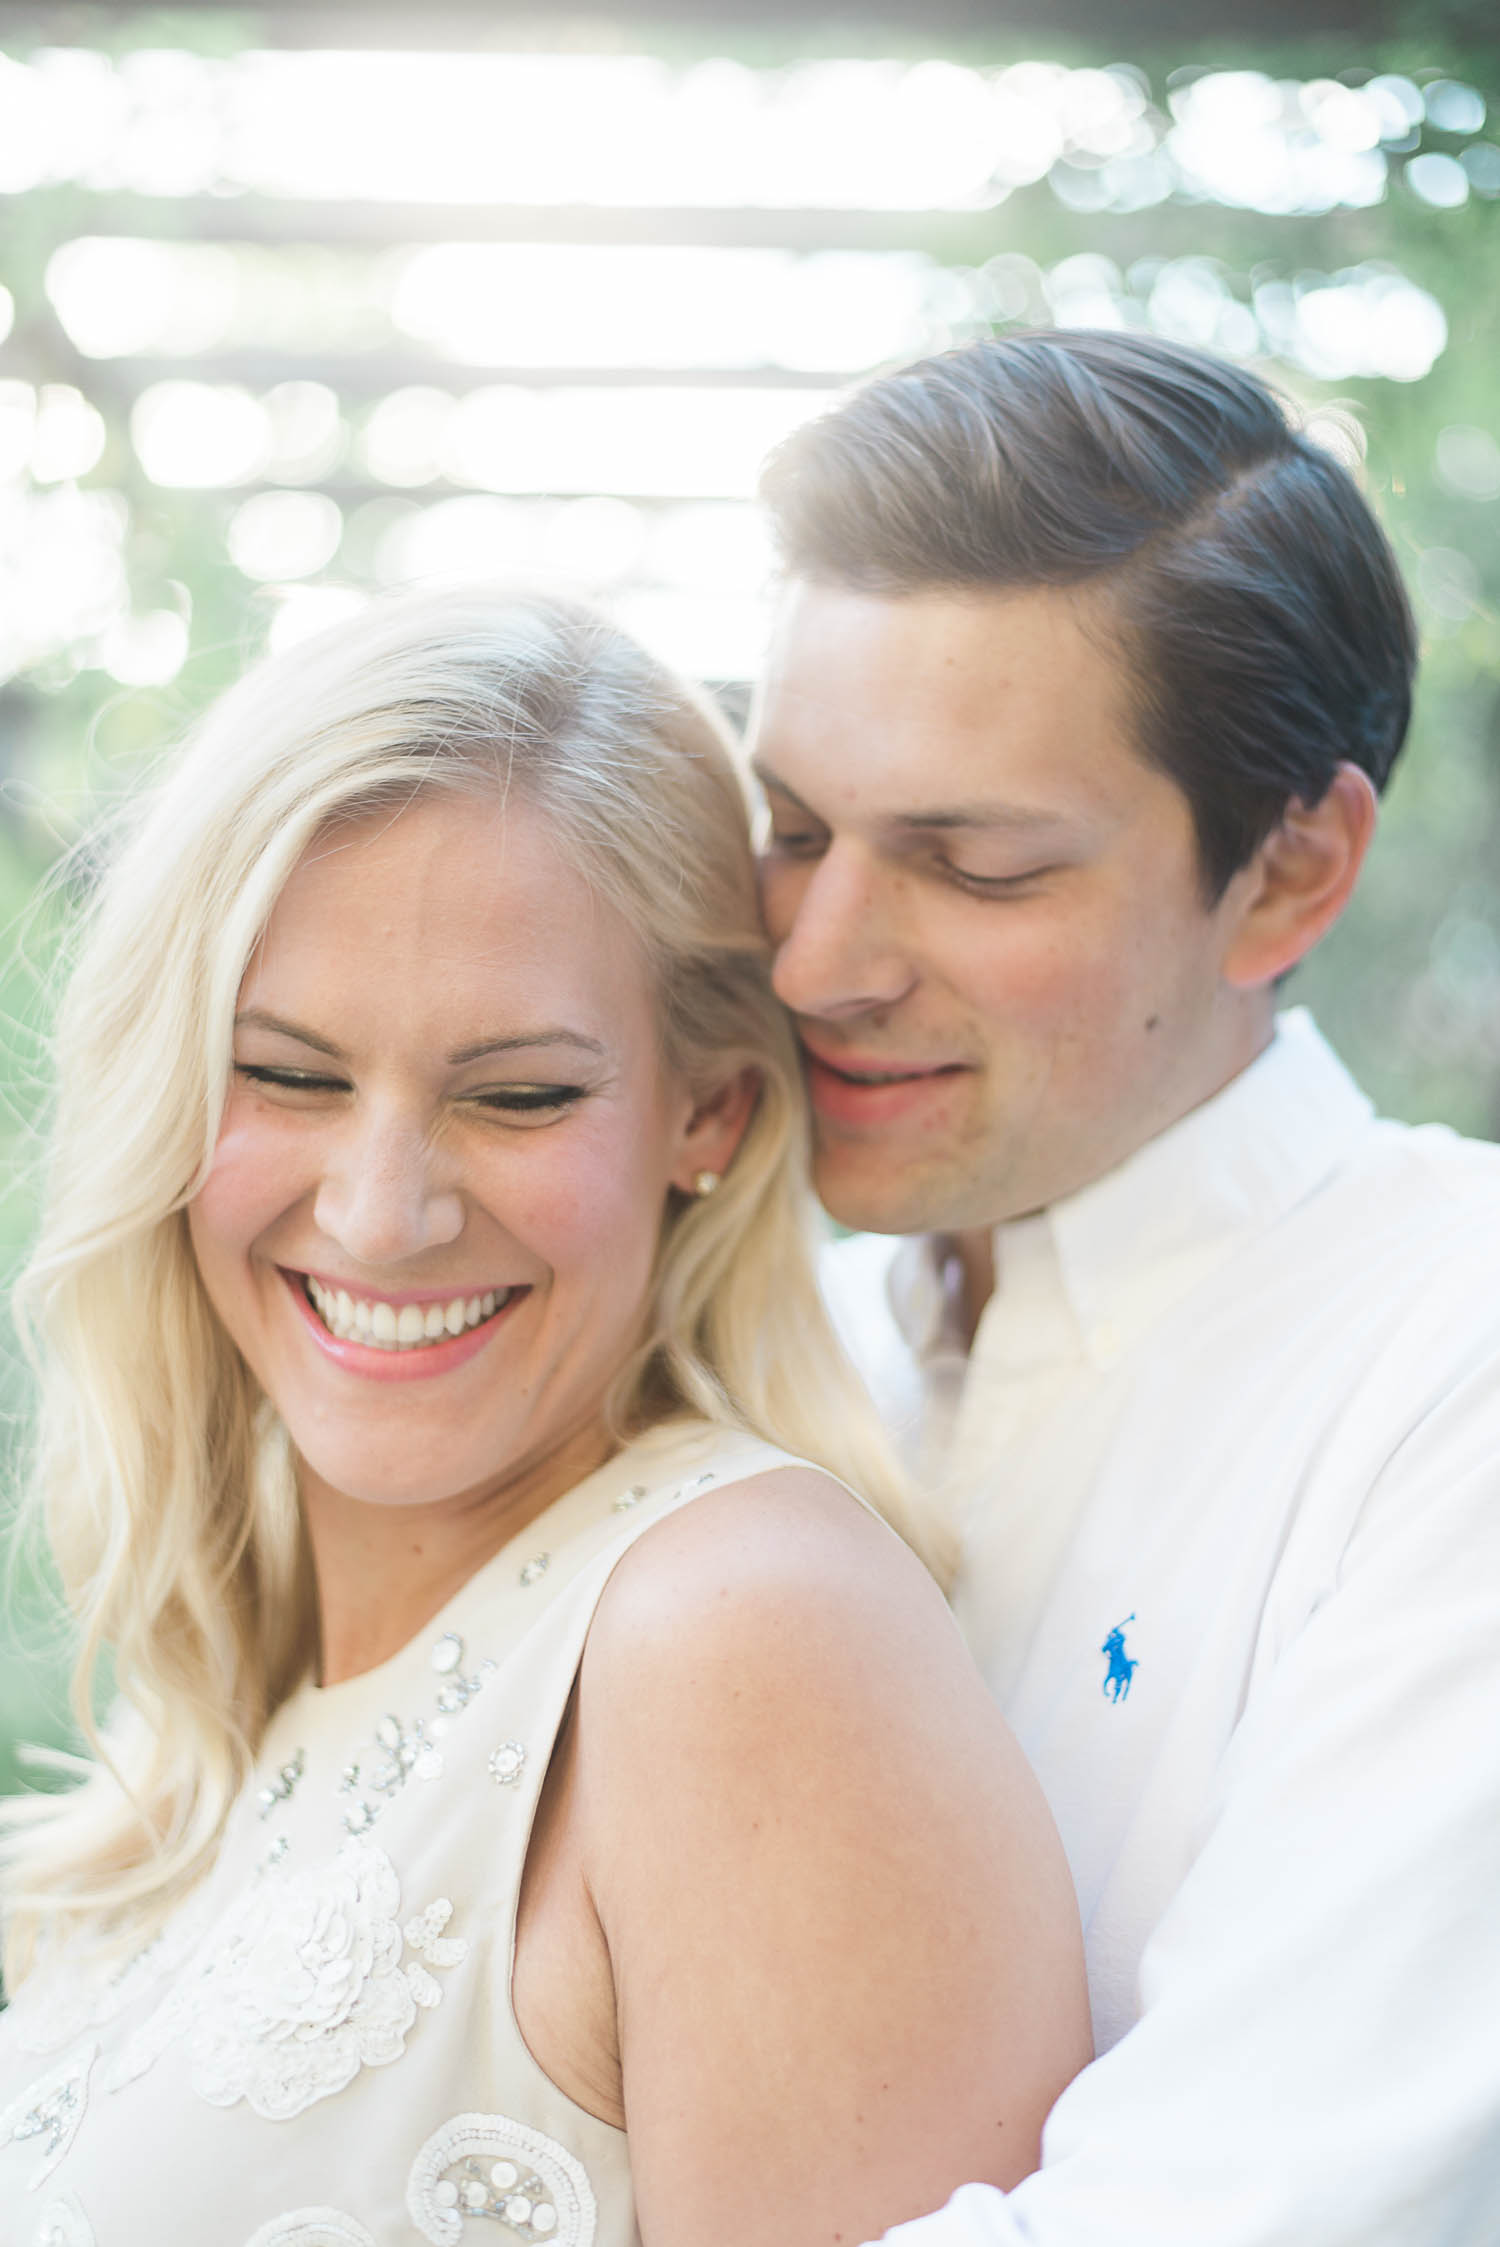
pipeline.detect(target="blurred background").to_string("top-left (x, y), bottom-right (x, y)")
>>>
top-left (1, 0), bottom-right (1497, 1788)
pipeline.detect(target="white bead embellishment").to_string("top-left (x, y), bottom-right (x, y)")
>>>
top-left (402, 1897), bottom-right (467, 2007)
top-left (0, 2043), bottom-right (97, 2187)
top-left (488, 1741), bottom-right (527, 1787)
top-left (243, 2213), bottom-right (377, 2247)
top-left (665, 1470), bottom-right (719, 1504)
top-left (612, 1484), bottom-right (648, 1512)
top-left (257, 1746), bottom-right (306, 1820)
top-left (407, 2113), bottom-right (596, 2246)
top-left (518, 1553), bottom-right (550, 1587)
top-left (31, 2195), bottom-right (96, 2247)
top-left (338, 1638), bottom-right (496, 1833)
top-left (106, 1842), bottom-right (466, 2120)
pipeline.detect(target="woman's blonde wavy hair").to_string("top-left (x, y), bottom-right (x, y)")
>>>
top-left (3, 585), bottom-right (942, 1984)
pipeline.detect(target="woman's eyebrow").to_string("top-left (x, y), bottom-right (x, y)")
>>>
top-left (447, 1030), bottom-right (609, 1066)
top-left (233, 1011), bottom-right (608, 1069)
top-left (233, 1008), bottom-right (344, 1058)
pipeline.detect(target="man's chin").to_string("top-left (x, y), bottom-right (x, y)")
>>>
top-left (811, 1146), bottom-right (952, 1239)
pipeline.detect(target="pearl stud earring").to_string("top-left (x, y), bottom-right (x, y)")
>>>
top-left (693, 1170), bottom-right (720, 1197)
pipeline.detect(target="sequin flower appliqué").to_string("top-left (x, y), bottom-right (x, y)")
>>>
top-left (107, 1840), bottom-right (467, 2121)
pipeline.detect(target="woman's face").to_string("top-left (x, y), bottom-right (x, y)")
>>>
top-left (188, 790), bottom-right (724, 1517)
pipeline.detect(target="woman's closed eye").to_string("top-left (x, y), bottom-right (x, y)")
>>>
top-left (468, 1083), bottom-right (588, 1119)
top-left (235, 1062), bottom-right (589, 1121)
top-left (234, 1061), bottom-right (348, 1095)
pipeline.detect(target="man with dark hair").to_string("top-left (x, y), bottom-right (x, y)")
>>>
top-left (751, 331), bottom-right (1500, 2245)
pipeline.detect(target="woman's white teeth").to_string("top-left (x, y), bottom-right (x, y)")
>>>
top-left (306, 1279), bottom-right (507, 1349)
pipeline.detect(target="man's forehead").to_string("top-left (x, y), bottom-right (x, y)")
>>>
top-left (752, 572), bottom-right (1156, 810)
top-left (763, 575), bottom-right (1129, 713)
top-left (753, 583), bottom-right (1141, 822)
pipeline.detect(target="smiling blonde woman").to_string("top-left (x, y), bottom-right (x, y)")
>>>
top-left (0, 587), bottom-right (1088, 2247)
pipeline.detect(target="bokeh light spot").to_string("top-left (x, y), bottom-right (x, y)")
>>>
top-left (1421, 80), bottom-right (1485, 136)
top-left (132, 383), bottom-right (271, 488)
top-left (30, 386), bottom-right (108, 484)
top-left (1407, 152), bottom-right (1470, 208)
top-left (96, 607), bottom-right (190, 684)
top-left (1435, 425), bottom-right (1500, 502)
top-left (227, 490), bottom-right (344, 583)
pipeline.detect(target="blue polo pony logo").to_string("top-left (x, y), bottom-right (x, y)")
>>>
top-left (1101, 1616), bottom-right (1138, 1702)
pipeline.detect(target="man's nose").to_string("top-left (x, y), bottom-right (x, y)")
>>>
top-left (311, 1105), bottom-right (464, 1267)
top-left (765, 845), bottom-right (917, 1021)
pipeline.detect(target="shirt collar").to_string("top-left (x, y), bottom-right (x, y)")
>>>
top-left (888, 1010), bottom-right (1375, 1369)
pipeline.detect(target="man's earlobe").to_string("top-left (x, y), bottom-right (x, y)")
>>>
top-left (1223, 762), bottom-right (1378, 991)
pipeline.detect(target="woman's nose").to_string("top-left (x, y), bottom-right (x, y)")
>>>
top-left (311, 1108), bottom-right (464, 1266)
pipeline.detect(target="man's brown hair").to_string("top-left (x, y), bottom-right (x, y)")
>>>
top-left (761, 330), bottom-right (1417, 896)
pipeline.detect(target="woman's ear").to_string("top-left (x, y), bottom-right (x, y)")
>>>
top-left (669, 1068), bottom-right (762, 1196)
top-left (1222, 762), bottom-right (1378, 990)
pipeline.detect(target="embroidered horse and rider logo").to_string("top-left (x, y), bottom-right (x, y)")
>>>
top-left (1101, 1616), bottom-right (1138, 1702)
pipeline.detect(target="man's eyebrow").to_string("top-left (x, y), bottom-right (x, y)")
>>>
top-left (889, 804), bottom-right (1070, 835)
top-left (748, 758), bottom-right (816, 816)
top-left (234, 1010), bottom-right (608, 1068)
top-left (749, 765), bottom-right (1069, 837)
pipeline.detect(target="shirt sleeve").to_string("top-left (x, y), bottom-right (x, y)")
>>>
top-left (867, 1348), bottom-right (1500, 2247)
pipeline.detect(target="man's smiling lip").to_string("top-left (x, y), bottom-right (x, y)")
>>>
top-left (797, 1041), bottom-right (972, 1130)
top-left (796, 1039), bottom-right (969, 1085)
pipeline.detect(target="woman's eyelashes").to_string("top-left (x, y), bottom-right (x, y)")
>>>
top-left (233, 1063), bottom-right (589, 1120)
top-left (468, 1084), bottom-right (587, 1117)
top-left (234, 1062), bottom-right (348, 1094)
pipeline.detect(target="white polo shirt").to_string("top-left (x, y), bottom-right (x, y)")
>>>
top-left (823, 1010), bottom-right (1500, 2247)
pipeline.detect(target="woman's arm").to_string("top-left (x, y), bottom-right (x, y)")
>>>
top-left (543, 1467), bottom-right (1091, 2247)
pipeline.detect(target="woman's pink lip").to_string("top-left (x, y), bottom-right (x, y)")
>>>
top-left (802, 1049), bottom-right (969, 1130)
top-left (279, 1268), bottom-right (526, 1384)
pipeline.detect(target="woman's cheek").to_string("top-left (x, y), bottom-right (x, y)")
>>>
top-left (498, 1121), bottom-right (670, 1284)
top-left (188, 1105), bottom-right (308, 1259)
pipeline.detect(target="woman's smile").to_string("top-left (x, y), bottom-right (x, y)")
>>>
top-left (279, 1265), bottom-right (533, 1384)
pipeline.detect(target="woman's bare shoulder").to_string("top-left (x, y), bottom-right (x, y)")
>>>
top-left (581, 1462), bottom-right (964, 1736)
top-left (576, 1456), bottom-right (1066, 1905)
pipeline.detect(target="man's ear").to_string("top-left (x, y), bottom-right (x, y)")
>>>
top-left (1222, 762), bottom-right (1378, 990)
top-left (669, 1068), bottom-right (762, 1196)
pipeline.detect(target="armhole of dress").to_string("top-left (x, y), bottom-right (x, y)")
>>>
top-left (493, 1432), bottom-right (817, 2120)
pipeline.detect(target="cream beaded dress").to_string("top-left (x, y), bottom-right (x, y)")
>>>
top-left (0, 1419), bottom-right (803, 2247)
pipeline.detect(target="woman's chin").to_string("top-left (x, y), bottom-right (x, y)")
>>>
top-left (290, 1440), bottom-right (503, 1516)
